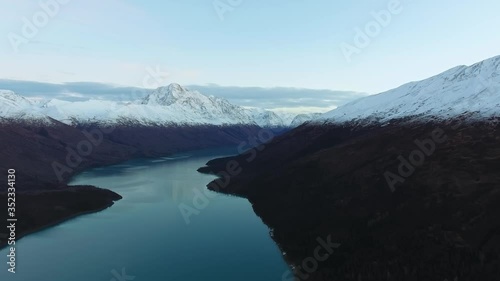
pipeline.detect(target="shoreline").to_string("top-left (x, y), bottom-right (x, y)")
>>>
top-left (0, 145), bottom-right (239, 251)
top-left (196, 119), bottom-right (500, 280)
top-left (0, 185), bottom-right (123, 250)
top-left (0, 197), bottom-right (118, 250)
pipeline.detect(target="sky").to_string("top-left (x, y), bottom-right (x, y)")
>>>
top-left (1, 0), bottom-right (499, 112)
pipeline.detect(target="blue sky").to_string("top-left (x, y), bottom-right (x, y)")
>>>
top-left (1, 0), bottom-right (499, 112)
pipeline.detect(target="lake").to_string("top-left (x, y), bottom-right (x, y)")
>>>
top-left (0, 148), bottom-right (290, 281)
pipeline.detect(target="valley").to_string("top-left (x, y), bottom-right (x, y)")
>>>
top-left (198, 56), bottom-right (500, 280)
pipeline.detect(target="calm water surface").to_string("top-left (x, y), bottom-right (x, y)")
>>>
top-left (0, 148), bottom-right (289, 281)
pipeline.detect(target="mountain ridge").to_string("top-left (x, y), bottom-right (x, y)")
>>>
top-left (0, 84), bottom-right (318, 128)
top-left (197, 54), bottom-right (500, 280)
top-left (317, 55), bottom-right (500, 125)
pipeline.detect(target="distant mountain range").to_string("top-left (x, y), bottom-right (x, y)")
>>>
top-left (12, 53), bottom-right (498, 130)
top-left (0, 83), bottom-right (318, 128)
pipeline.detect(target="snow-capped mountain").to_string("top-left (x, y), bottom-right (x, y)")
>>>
top-left (317, 55), bottom-right (500, 124)
top-left (40, 99), bottom-right (123, 124)
top-left (0, 90), bottom-right (50, 121)
top-left (290, 113), bottom-right (322, 127)
top-left (0, 90), bottom-right (33, 115)
top-left (243, 108), bottom-right (289, 128)
top-left (138, 84), bottom-right (255, 125)
top-left (0, 84), bottom-right (298, 127)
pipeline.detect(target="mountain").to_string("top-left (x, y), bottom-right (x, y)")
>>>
top-left (0, 85), bottom-right (275, 247)
top-left (290, 112), bottom-right (322, 127)
top-left (0, 83), bottom-right (307, 127)
top-left (318, 55), bottom-right (500, 124)
top-left (243, 107), bottom-right (290, 128)
top-left (0, 83), bottom-right (304, 247)
top-left (0, 83), bottom-right (300, 247)
top-left (199, 55), bottom-right (500, 281)
top-left (140, 84), bottom-right (255, 125)
top-left (0, 90), bottom-right (49, 122)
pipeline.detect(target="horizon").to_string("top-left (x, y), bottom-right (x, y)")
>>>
top-left (1, 53), bottom-right (498, 114)
top-left (0, 79), bottom-right (367, 114)
top-left (2, 1), bottom-right (500, 100)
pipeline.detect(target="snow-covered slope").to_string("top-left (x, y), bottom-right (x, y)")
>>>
top-left (138, 84), bottom-right (255, 125)
top-left (0, 90), bottom-right (51, 122)
top-left (244, 108), bottom-right (289, 128)
top-left (274, 112), bottom-right (298, 127)
top-left (1, 84), bottom-right (300, 127)
top-left (40, 99), bottom-right (122, 124)
top-left (317, 55), bottom-right (500, 124)
top-left (290, 113), bottom-right (323, 127)
top-left (0, 90), bottom-right (33, 114)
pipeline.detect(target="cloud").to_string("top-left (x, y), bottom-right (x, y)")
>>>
top-left (0, 79), bottom-right (367, 113)
top-left (0, 79), bottom-right (147, 101)
top-left (187, 85), bottom-right (367, 113)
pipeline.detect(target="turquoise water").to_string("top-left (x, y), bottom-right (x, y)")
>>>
top-left (0, 148), bottom-right (289, 281)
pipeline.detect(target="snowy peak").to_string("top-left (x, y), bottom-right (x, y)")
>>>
top-left (141, 83), bottom-right (203, 106)
top-left (140, 84), bottom-right (252, 123)
top-left (0, 90), bottom-right (34, 108)
top-left (290, 113), bottom-right (322, 127)
top-left (168, 83), bottom-right (185, 93)
top-left (0, 90), bottom-right (33, 116)
top-left (244, 108), bottom-right (288, 128)
top-left (0, 84), bottom-right (307, 127)
top-left (0, 83), bottom-right (321, 127)
top-left (0, 90), bottom-right (51, 122)
top-left (318, 55), bottom-right (500, 124)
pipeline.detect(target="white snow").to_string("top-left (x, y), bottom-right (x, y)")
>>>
top-left (290, 113), bottom-right (323, 127)
top-left (0, 90), bottom-right (52, 122)
top-left (5, 54), bottom-right (499, 128)
top-left (317, 55), bottom-right (500, 124)
top-left (0, 84), bottom-right (297, 127)
top-left (244, 107), bottom-right (289, 128)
